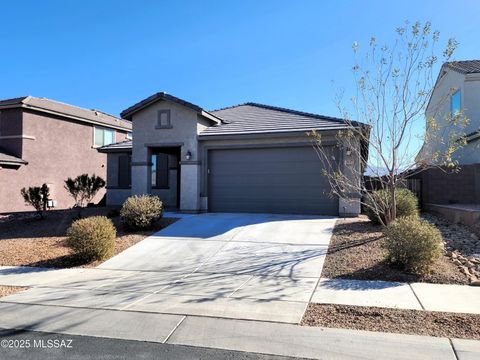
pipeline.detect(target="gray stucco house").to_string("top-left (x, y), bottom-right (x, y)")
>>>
top-left (99, 92), bottom-right (368, 216)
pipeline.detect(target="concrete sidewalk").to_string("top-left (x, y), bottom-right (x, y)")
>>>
top-left (4, 267), bottom-right (479, 316)
top-left (312, 278), bottom-right (480, 314)
top-left (0, 266), bottom-right (85, 287)
top-left (0, 302), bottom-right (477, 360)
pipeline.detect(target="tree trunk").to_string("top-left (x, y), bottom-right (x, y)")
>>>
top-left (390, 183), bottom-right (396, 224)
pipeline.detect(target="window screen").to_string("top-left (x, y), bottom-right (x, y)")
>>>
top-left (118, 154), bottom-right (131, 188)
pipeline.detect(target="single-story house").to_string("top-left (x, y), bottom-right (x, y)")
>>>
top-left (99, 92), bottom-right (368, 216)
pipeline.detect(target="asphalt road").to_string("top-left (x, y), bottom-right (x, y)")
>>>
top-left (0, 328), bottom-right (304, 360)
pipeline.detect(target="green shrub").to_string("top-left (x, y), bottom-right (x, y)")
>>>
top-left (66, 216), bottom-right (116, 262)
top-left (384, 216), bottom-right (443, 275)
top-left (365, 188), bottom-right (419, 224)
top-left (120, 195), bottom-right (163, 230)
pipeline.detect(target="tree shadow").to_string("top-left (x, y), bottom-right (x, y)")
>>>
top-left (328, 261), bottom-right (424, 284)
top-left (319, 277), bottom-right (406, 291)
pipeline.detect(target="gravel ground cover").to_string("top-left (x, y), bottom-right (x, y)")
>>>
top-left (321, 215), bottom-right (474, 285)
top-left (0, 208), bottom-right (178, 268)
top-left (0, 286), bottom-right (28, 298)
top-left (302, 303), bottom-right (480, 340)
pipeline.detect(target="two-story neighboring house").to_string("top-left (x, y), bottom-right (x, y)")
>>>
top-left (99, 92), bottom-right (369, 216)
top-left (0, 96), bottom-right (132, 213)
top-left (415, 60), bottom-right (480, 206)
top-left (417, 60), bottom-right (480, 165)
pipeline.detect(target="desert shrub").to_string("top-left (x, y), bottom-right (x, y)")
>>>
top-left (20, 183), bottom-right (50, 219)
top-left (365, 188), bottom-right (419, 224)
top-left (66, 216), bottom-right (116, 262)
top-left (120, 195), bottom-right (163, 230)
top-left (384, 216), bottom-right (443, 275)
top-left (64, 174), bottom-right (106, 208)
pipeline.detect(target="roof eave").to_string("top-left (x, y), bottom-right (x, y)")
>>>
top-left (198, 125), bottom-right (358, 139)
top-left (120, 93), bottom-right (204, 120)
top-left (97, 147), bottom-right (132, 153)
top-left (22, 104), bottom-right (131, 131)
top-left (200, 110), bottom-right (223, 125)
top-left (0, 103), bottom-right (132, 131)
top-left (0, 159), bottom-right (28, 166)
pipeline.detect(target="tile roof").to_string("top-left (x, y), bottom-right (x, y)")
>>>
top-left (446, 60), bottom-right (480, 74)
top-left (201, 103), bottom-right (357, 136)
top-left (0, 96), bottom-right (132, 131)
top-left (120, 92), bottom-right (221, 122)
top-left (97, 140), bottom-right (132, 152)
top-left (0, 147), bottom-right (27, 165)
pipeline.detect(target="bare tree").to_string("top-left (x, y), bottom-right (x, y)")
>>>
top-left (311, 21), bottom-right (468, 226)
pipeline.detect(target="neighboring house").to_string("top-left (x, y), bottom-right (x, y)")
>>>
top-left (415, 60), bottom-right (480, 205)
top-left (417, 60), bottom-right (480, 165)
top-left (0, 96), bottom-right (132, 213)
top-left (99, 92), bottom-right (368, 216)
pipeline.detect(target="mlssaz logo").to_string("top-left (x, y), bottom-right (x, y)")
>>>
top-left (33, 339), bottom-right (73, 349)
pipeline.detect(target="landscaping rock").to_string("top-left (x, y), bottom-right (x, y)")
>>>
top-left (423, 213), bottom-right (480, 280)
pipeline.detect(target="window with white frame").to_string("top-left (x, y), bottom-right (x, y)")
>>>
top-left (94, 127), bottom-right (115, 147)
top-left (126, 132), bottom-right (132, 140)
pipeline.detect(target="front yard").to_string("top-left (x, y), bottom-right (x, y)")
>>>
top-left (302, 212), bottom-right (480, 340)
top-left (302, 304), bottom-right (480, 340)
top-left (0, 207), bottom-right (178, 269)
top-left (321, 214), bottom-right (478, 285)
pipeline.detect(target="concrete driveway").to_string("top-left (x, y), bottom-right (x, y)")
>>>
top-left (0, 213), bottom-right (336, 323)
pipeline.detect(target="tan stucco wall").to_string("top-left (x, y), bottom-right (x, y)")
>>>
top-left (0, 109), bottom-right (129, 213)
top-left (421, 69), bottom-right (480, 165)
top-left (129, 100), bottom-right (208, 211)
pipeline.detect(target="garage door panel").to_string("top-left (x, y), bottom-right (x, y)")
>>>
top-left (208, 146), bottom-right (338, 215)
top-left (211, 176), bottom-right (329, 188)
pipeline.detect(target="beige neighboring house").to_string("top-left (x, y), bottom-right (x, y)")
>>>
top-left (0, 96), bottom-right (132, 213)
top-left (417, 60), bottom-right (480, 165)
top-left (415, 60), bottom-right (480, 206)
top-left (99, 92), bottom-right (369, 216)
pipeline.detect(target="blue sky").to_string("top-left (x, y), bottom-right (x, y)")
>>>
top-left (1, 0), bottom-right (478, 119)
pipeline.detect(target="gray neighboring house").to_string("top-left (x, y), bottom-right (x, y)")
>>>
top-left (99, 92), bottom-right (368, 216)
